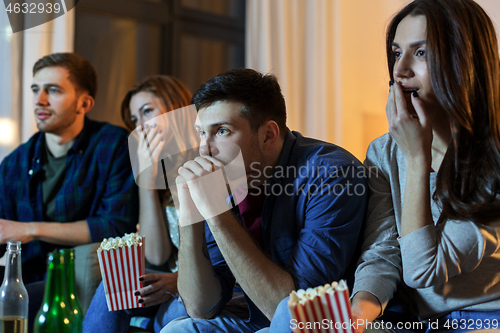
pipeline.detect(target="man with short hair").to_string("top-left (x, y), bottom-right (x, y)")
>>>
top-left (162, 69), bottom-right (367, 332)
top-left (0, 52), bottom-right (138, 328)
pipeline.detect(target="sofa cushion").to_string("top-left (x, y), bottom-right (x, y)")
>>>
top-left (74, 242), bottom-right (102, 316)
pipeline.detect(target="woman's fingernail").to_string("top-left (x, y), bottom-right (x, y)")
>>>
top-left (153, 123), bottom-right (157, 128)
top-left (412, 91), bottom-right (419, 98)
top-left (134, 291), bottom-right (140, 296)
top-left (144, 124), bottom-right (148, 129)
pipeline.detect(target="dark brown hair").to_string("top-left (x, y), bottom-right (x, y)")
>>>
top-left (33, 53), bottom-right (97, 98)
top-left (121, 75), bottom-right (192, 131)
top-left (121, 75), bottom-right (192, 205)
top-left (192, 68), bottom-right (287, 138)
top-left (387, 0), bottom-right (500, 223)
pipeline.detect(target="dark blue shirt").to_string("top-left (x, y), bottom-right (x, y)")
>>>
top-left (206, 130), bottom-right (368, 325)
top-left (0, 117), bottom-right (139, 283)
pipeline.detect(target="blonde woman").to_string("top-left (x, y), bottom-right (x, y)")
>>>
top-left (84, 76), bottom-right (197, 333)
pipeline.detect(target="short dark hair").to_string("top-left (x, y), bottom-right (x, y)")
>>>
top-left (192, 69), bottom-right (287, 138)
top-left (33, 53), bottom-right (97, 98)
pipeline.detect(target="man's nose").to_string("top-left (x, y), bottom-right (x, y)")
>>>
top-left (35, 91), bottom-right (49, 106)
top-left (199, 142), bottom-right (220, 157)
top-left (199, 143), bottom-right (210, 156)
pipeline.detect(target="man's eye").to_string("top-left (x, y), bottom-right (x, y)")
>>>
top-left (49, 88), bottom-right (59, 93)
top-left (217, 128), bottom-right (229, 136)
top-left (31, 88), bottom-right (39, 93)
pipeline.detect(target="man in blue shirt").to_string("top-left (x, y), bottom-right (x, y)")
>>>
top-left (162, 69), bottom-right (367, 332)
top-left (0, 53), bottom-right (138, 329)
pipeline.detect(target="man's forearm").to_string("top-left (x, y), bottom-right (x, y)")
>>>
top-left (178, 222), bottom-right (222, 319)
top-left (207, 211), bottom-right (295, 320)
top-left (31, 220), bottom-right (91, 246)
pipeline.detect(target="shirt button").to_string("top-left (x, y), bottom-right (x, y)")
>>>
top-left (28, 169), bottom-right (33, 175)
top-left (36, 159), bottom-right (40, 163)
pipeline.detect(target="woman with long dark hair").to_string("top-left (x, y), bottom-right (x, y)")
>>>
top-left (351, 0), bottom-right (500, 332)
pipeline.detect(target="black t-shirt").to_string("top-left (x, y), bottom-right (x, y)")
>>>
top-left (42, 143), bottom-right (67, 221)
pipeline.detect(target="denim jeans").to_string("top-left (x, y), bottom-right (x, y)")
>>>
top-left (160, 294), bottom-right (271, 333)
top-left (83, 281), bottom-right (188, 333)
top-left (160, 310), bottom-right (269, 333)
top-left (162, 296), bottom-right (289, 333)
top-left (426, 310), bottom-right (500, 333)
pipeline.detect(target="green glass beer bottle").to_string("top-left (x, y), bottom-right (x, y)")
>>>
top-left (59, 249), bottom-right (83, 333)
top-left (0, 241), bottom-right (29, 333)
top-left (33, 251), bottom-right (74, 333)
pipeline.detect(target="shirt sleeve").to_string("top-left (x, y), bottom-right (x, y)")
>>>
top-left (86, 137), bottom-right (139, 241)
top-left (205, 222), bottom-right (236, 316)
top-left (285, 161), bottom-right (368, 291)
top-left (398, 221), bottom-right (500, 288)
top-left (352, 153), bottom-right (402, 312)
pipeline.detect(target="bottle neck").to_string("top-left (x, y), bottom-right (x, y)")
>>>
top-left (55, 255), bottom-right (68, 302)
top-left (3, 247), bottom-right (23, 285)
top-left (65, 253), bottom-right (76, 295)
top-left (41, 253), bottom-right (59, 305)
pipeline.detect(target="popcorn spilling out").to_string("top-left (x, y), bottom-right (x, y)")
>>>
top-left (99, 233), bottom-right (143, 251)
top-left (288, 280), bottom-right (354, 333)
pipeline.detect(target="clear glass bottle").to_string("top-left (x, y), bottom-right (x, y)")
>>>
top-left (0, 241), bottom-right (29, 333)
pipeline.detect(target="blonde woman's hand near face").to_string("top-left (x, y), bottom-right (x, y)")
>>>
top-left (137, 124), bottom-right (166, 185)
top-left (386, 82), bottom-right (432, 168)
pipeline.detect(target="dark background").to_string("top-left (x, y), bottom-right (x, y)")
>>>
top-left (75, 0), bottom-right (245, 127)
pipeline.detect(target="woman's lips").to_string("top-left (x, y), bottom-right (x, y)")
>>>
top-left (402, 88), bottom-right (418, 93)
top-left (400, 84), bottom-right (418, 93)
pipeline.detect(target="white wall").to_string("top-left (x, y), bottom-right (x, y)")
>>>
top-left (247, 0), bottom-right (500, 160)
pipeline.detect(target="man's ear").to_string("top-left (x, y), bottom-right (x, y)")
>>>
top-left (77, 94), bottom-right (95, 115)
top-left (260, 120), bottom-right (280, 150)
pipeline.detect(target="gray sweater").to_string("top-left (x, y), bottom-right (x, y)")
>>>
top-left (353, 133), bottom-right (500, 320)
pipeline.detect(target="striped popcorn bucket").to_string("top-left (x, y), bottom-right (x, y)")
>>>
top-left (289, 281), bottom-right (354, 333)
top-left (97, 241), bottom-right (146, 311)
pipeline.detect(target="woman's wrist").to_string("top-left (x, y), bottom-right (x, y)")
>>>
top-left (352, 291), bottom-right (382, 318)
top-left (351, 291), bottom-right (383, 333)
top-left (406, 156), bottom-right (432, 174)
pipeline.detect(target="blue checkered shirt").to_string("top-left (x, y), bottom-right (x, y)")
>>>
top-left (0, 117), bottom-right (138, 283)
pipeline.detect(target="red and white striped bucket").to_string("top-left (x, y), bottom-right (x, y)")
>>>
top-left (289, 281), bottom-right (354, 333)
top-left (97, 242), bottom-right (146, 311)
